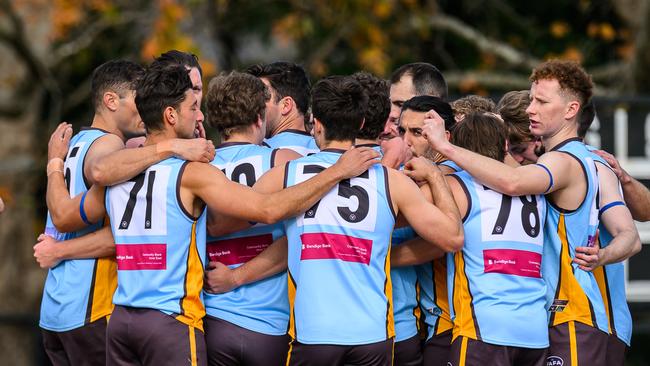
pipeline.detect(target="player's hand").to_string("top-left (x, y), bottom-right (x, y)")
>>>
top-left (48, 122), bottom-right (73, 161)
top-left (594, 149), bottom-right (632, 184)
top-left (403, 157), bottom-right (440, 185)
top-left (573, 235), bottom-right (602, 271)
top-left (125, 136), bottom-right (146, 149)
top-left (421, 109), bottom-right (448, 149)
top-left (172, 138), bottom-right (215, 163)
top-left (33, 233), bottom-right (62, 269)
top-left (380, 137), bottom-right (412, 169)
top-left (332, 147), bottom-right (381, 179)
top-left (195, 120), bottom-right (206, 139)
top-left (204, 261), bottom-right (239, 294)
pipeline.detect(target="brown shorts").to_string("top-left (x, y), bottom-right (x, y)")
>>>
top-left (394, 334), bottom-right (422, 366)
top-left (448, 336), bottom-right (547, 366)
top-left (106, 305), bottom-right (207, 366)
top-left (287, 338), bottom-right (394, 366)
top-left (422, 330), bottom-right (452, 366)
top-left (606, 335), bottom-right (628, 366)
top-left (42, 316), bottom-right (107, 366)
top-left (547, 321), bottom-right (609, 366)
top-left (204, 316), bottom-right (290, 366)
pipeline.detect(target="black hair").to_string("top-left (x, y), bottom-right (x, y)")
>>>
top-left (246, 61), bottom-right (311, 115)
top-left (312, 76), bottom-right (367, 142)
top-left (90, 60), bottom-right (144, 110)
top-left (135, 64), bottom-right (193, 132)
top-left (401, 95), bottom-right (455, 131)
top-left (154, 50), bottom-right (202, 76)
top-left (390, 62), bottom-right (448, 99)
top-left (351, 72), bottom-right (390, 140)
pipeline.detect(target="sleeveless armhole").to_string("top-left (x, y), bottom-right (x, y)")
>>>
top-left (448, 173), bottom-right (471, 223)
top-left (81, 134), bottom-right (107, 190)
top-left (546, 151), bottom-right (588, 214)
top-left (270, 148), bottom-right (279, 168)
top-left (176, 161), bottom-right (200, 221)
top-left (283, 161), bottom-right (291, 189)
top-left (382, 166), bottom-right (397, 220)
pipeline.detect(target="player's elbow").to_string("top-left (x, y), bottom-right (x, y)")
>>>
top-left (630, 234), bottom-right (642, 257)
top-left (51, 211), bottom-right (78, 233)
top-left (88, 164), bottom-right (110, 186)
top-left (442, 229), bottom-right (464, 253)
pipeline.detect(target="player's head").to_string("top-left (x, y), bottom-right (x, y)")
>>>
top-left (451, 95), bottom-right (496, 123)
top-left (311, 75), bottom-right (367, 146)
top-left (388, 62), bottom-right (447, 125)
top-left (452, 113), bottom-right (508, 162)
top-left (398, 96), bottom-right (454, 159)
top-left (351, 71), bottom-right (390, 142)
top-left (527, 60), bottom-right (593, 139)
top-left (577, 98), bottom-right (596, 139)
top-left (135, 63), bottom-right (198, 139)
top-left (206, 71), bottom-right (269, 141)
top-left (153, 50), bottom-right (204, 125)
top-left (246, 61), bottom-right (311, 136)
top-left (497, 90), bottom-right (543, 164)
top-left (91, 59), bottom-right (145, 139)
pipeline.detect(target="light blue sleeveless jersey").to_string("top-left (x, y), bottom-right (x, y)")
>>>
top-left (439, 159), bottom-right (461, 173)
top-left (543, 138), bottom-right (609, 333)
top-left (587, 149), bottom-right (632, 345)
top-left (106, 157), bottom-right (207, 330)
top-left (40, 128), bottom-right (116, 331)
top-left (284, 149), bottom-right (396, 345)
top-left (264, 129), bottom-right (319, 156)
top-left (359, 142), bottom-right (421, 342)
top-left (448, 170), bottom-right (549, 348)
top-left (204, 142), bottom-right (288, 335)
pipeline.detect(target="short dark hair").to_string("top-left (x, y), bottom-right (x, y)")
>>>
top-left (452, 113), bottom-right (507, 162)
top-left (246, 61), bottom-right (311, 115)
top-left (154, 50), bottom-right (202, 76)
top-left (206, 72), bottom-right (269, 138)
top-left (91, 60), bottom-right (144, 110)
top-left (497, 90), bottom-right (533, 146)
top-left (351, 72), bottom-right (390, 140)
top-left (312, 76), bottom-right (367, 142)
top-left (401, 96), bottom-right (455, 131)
top-left (578, 98), bottom-right (596, 138)
top-left (390, 62), bottom-right (448, 99)
top-left (135, 64), bottom-right (193, 133)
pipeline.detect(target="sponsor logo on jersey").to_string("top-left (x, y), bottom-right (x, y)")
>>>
top-left (546, 355), bottom-right (564, 366)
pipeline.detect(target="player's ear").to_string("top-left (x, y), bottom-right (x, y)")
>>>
top-left (445, 130), bottom-right (451, 142)
top-left (103, 91), bottom-right (119, 112)
top-left (280, 96), bottom-right (293, 116)
top-left (164, 106), bottom-right (177, 127)
top-left (565, 100), bottom-right (580, 121)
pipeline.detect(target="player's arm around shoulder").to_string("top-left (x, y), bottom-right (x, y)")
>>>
top-left (273, 148), bottom-right (302, 167)
top-left (388, 162), bottom-right (464, 253)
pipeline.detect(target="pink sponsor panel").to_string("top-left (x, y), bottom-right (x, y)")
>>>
top-left (115, 243), bottom-right (166, 270)
top-left (207, 234), bottom-right (274, 266)
top-left (300, 232), bottom-right (373, 265)
top-left (483, 249), bottom-right (541, 278)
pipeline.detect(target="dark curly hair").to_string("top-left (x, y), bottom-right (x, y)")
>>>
top-left (91, 59), bottom-right (144, 110)
top-left (451, 95), bottom-right (496, 120)
top-left (401, 96), bottom-right (455, 131)
top-left (135, 63), bottom-right (192, 132)
top-left (246, 61), bottom-right (311, 116)
top-left (351, 72), bottom-right (390, 140)
top-left (206, 71), bottom-right (269, 139)
top-left (312, 76), bottom-right (367, 142)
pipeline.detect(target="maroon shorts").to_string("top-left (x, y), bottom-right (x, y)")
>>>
top-left (394, 334), bottom-right (422, 366)
top-left (422, 330), bottom-right (452, 366)
top-left (287, 338), bottom-right (394, 366)
top-left (106, 305), bottom-right (207, 366)
top-left (547, 321), bottom-right (609, 366)
top-left (42, 316), bottom-right (107, 366)
top-left (449, 336), bottom-right (547, 366)
top-left (606, 335), bottom-right (628, 366)
top-left (204, 316), bottom-right (290, 366)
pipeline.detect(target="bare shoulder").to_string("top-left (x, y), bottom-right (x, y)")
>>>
top-left (273, 148), bottom-right (302, 166)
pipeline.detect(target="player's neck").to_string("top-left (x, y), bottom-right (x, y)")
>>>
top-left (271, 113), bottom-right (306, 136)
top-left (542, 122), bottom-right (579, 151)
top-left (91, 113), bottom-right (124, 141)
top-left (223, 130), bottom-right (261, 145)
top-left (320, 139), bottom-right (354, 151)
top-left (355, 138), bottom-right (380, 146)
top-left (142, 130), bottom-right (175, 147)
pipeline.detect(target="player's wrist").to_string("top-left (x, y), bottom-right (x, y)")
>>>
top-left (156, 139), bottom-right (175, 159)
top-left (46, 158), bottom-right (64, 176)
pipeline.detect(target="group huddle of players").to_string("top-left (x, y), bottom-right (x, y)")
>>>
top-left (34, 50), bottom-right (650, 366)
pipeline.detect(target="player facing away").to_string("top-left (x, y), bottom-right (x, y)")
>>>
top-left (279, 75), bottom-right (462, 366)
top-left (445, 113), bottom-right (549, 366)
top-left (202, 71), bottom-right (301, 365)
top-left (421, 60), bottom-right (640, 366)
top-left (246, 61), bottom-right (319, 155)
top-left (44, 63), bottom-right (380, 366)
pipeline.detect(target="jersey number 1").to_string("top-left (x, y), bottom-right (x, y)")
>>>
top-left (119, 172), bottom-right (156, 230)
